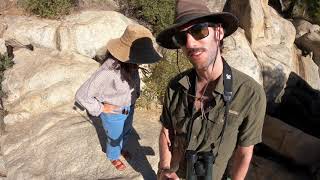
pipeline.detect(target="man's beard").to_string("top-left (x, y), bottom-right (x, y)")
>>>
top-left (188, 47), bottom-right (217, 71)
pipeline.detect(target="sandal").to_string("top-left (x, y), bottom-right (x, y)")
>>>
top-left (111, 159), bottom-right (126, 171)
top-left (121, 150), bottom-right (131, 160)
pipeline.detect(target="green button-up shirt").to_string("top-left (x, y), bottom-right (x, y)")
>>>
top-left (160, 67), bottom-right (266, 180)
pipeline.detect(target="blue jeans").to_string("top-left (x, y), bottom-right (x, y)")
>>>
top-left (99, 105), bottom-right (134, 160)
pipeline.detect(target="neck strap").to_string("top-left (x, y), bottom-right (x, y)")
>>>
top-left (186, 59), bottom-right (233, 152)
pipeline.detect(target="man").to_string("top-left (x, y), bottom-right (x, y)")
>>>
top-left (156, 0), bottom-right (266, 180)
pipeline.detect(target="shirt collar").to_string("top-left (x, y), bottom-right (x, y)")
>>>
top-left (178, 69), bottom-right (224, 95)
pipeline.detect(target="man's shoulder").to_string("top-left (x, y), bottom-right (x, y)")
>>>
top-left (168, 68), bottom-right (194, 89)
top-left (232, 68), bottom-right (266, 102)
top-left (231, 67), bottom-right (265, 96)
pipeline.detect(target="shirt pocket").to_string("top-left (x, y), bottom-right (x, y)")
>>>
top-left (206, 109), bottom-right (240, 144)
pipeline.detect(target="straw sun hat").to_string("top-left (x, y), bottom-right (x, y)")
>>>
top-left (107, 24), bottom-right (162, 64)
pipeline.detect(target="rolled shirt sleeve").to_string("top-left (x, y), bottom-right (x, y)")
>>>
top-left (75, 69), bottom-right (108, 117)
top-left (237, 85), bottom-right (267, 147)
top-left (160, 87), bottom-right (173, 129)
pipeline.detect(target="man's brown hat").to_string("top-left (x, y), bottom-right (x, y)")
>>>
top-left (107, 24), bottom-right (162, 64)
top-left (156, 0), bottom-right (239, 49)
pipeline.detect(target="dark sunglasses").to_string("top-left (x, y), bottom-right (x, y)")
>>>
top-left (172, 22), bottom-right (217, 47)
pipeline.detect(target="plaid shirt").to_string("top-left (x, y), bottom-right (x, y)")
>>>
top-left (75, 58), bottom-right (140, 116)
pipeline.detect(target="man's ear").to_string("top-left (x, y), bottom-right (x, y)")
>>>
top-left (215, 26), bottom-right (224, 41)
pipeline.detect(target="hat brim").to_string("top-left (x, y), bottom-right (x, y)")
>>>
top-left (107, 37), bottom-right (162, 64)
top-left (107, 38), bottom-right (129, 62)
top-left (156, 12), bottom-right (239, 49)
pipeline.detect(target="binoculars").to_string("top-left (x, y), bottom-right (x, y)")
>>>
top-left (185, 150), bottom-right (215, 180)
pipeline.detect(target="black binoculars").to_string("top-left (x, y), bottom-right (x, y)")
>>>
top-left (185, 150), bottom-right (215, 180)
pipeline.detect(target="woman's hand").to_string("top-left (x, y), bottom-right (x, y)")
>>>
top-left (103, 103), bottom-right (119, 113)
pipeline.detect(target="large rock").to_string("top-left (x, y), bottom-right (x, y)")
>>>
top-left (0, 47), bottom-right (162, 179)
top-left (295, 31), bottom-right (320, 66)
top-left (262, 116), bottom-right (320, 166)
top-left (228, 0), bottom-right (297, 102)
top-left (0, 23), bottom-right (7, 38)
top-left (293, 47), bottom-right (320, 90)
top-left (246, 155), bottom-right (311, 180)
top-left (228, 0), bottom-right (271, 46)
top-left (292, 19), bottom-right (320, 38)
top-left (269, 72), bottom-right (320, 138)
top-left (223, 28), bottom-right (263, 84)
top-left (58, 10), bottom-right (134, 58)
top-left (2, 48), bottom-right (99, 125)
top-left (0, 16), bottom-right (60, 49)
top-left (0, 38), bottom-right (6, 55)
top-left (0, 11), bottom-right (134, 58)
top-left (1, 105), bottom-right (161, 179)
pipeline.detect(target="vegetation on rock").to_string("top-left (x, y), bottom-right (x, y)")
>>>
top-left (20, 0), bottom-right (76, 18)
top-left (116, 0), bottom-right (175, 35)
top-left (0, 53), bottom-right (14, 104)
top-left (0, 53), bottom-right (14, 134)
top-left (136, 51), bottom-right (192, 109)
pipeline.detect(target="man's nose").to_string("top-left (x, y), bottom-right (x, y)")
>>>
top-left (185, 33), bottom-right (197, 48)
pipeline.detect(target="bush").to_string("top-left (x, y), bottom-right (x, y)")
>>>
top-left (293, 0), bottom-right (320, 25)
top-left (0, 53), bottom-right (13, 134)
top-left (0, 53), bottom-right (14, 96)
top-left (117, 0), bottom-right (175, 34)
top-left (307, 0), bottom-right (320, 24)
top-left (21, 0), bottom-right (76, 19)
top-left (136, 49), bottom-right (192, 108)
top-left (117, 0), bottom-right (180, 108)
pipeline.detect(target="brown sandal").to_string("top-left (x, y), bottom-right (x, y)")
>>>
top-left (111, 159), bottom-right (126, 171)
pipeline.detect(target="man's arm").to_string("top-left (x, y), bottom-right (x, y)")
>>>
top-left (231, 145), bottom-right (254, 180)
top-left (159, 126), bottom-right (172, 168)
top-left (158, 126), bottom-right (179, 180)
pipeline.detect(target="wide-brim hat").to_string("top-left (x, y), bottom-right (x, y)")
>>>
top-left (107, 24), bottom-right (162, 64)
top-left (156, 0), bottom-right (239, 49)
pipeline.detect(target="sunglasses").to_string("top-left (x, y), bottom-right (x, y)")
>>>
top-left (172, 22), bottom-right (217, 47)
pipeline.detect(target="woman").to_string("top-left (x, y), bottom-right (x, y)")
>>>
top-left (75, 24), bottom-right (161, 171)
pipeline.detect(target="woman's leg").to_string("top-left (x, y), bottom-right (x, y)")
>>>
top-left (123, 105), bottom-right (135, 146)
top-left (100, 112), bottom-right (127, 160)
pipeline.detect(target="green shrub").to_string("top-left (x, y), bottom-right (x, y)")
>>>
top-left (117, 0), bottom-right (175, 34)
top-left (307, 0), bottom-right (320, 24)
top-left (21, 0), bottom-right (76, 19)
top-left (0, 53), bottom-right (13, 134)
top-left (0, 53), bottom-right (14, 97)
top-left (0, 53), bottom-right (14, 74)
top-left (294, 0), bottom-right (320, 25)
top-left (117, 0), bottom-right (180, 108)
top-left (0, 53), bottom-right (14, 110)
top-left (136, 50), bottom-right (192, 108)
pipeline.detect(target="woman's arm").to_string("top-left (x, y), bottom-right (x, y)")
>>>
top-left (75, 69), bottom-right (108, 116)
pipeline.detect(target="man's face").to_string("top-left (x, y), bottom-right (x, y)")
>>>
top-left (174, 22), bottom-right (224, 70)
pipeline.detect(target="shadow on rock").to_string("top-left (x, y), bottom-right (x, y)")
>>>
top-left (87, 110), bottom-right (157, 180)
top-left (261, 65), bottom-right (287, 107)
top-left (123, 128), bottom-right (157, 180)
top-left (268, 72), bottom-right (320, 138)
